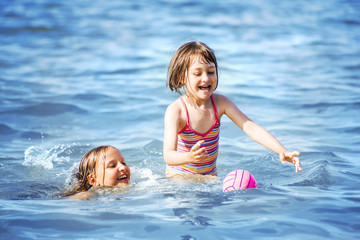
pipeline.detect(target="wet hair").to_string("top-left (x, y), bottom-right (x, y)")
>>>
top-left (167, 41), bottom-right (219, 94)
top-left (62, 145), bottom-right (112, 197)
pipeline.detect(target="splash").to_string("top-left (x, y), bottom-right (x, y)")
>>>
top-left (132, 167), bottom-right (164, 191)
top-left (23, 144), bottom-right (71, 169)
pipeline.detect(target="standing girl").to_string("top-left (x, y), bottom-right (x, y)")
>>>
top-left (163, 41), bottom-right (301, 177)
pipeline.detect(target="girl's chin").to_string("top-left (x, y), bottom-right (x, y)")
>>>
top-left (115, 181), bottom-right (130, 187)
top-left (198, 90), bottom-right (214, 96)
top-left (188, 92), bottom-right (213, 100)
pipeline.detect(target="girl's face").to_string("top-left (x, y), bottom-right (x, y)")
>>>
top-left (91, 147), bottom-right (131, 187)
top-left (185, 56), bottom-right (217, 101)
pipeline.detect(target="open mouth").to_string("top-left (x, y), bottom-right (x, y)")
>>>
top-left (199, 85), bottom-right (211, 91)
top-left (117, 174), bottom-right (129, 182)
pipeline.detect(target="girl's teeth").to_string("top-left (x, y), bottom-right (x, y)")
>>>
top-left (118, 175), bottom-right (127, 180)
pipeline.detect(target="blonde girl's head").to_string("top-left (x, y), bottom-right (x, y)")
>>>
top-left (167, 41), bottom-right (218, 93)
top-left (62, 145), bottom-right (111, 197)
top-left (75, 145), bottom-right (110, 191)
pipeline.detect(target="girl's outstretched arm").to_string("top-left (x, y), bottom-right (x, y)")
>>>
top-left (218, 95), bottom-right (302, 172)
top-left (242, 121), bottom-right (302, 172)
top-left (163, 102), bottom-right (208, 166)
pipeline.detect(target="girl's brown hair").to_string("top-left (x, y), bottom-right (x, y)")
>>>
top-left (167, 41), bottom-right (219, 93)
top-left (62, 145), bottom-right (111, 197)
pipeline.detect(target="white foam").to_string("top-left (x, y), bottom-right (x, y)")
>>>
top-left (23, 144), bottom-right (70, 169)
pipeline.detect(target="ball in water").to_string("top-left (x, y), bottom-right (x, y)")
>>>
top-left (222, 169), bottom-right (257, 192)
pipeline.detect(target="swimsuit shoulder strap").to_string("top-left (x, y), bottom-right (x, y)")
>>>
top-left (180, 96), bottom-right (190, 125)
top-left (210, 95), bottom-right (219, 122)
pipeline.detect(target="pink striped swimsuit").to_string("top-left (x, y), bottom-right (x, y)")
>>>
top-left (166, 95), bottom-right (220, 176)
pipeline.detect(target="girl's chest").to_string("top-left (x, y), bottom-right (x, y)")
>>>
top-left (186, 107), bottom-right (218, 134)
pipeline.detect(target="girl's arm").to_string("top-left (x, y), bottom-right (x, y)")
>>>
top-left (67, 191), bottom-right (92, 199)
top-left (218, 95), bottom-right (302, 172)
top-left (163, 102), bottom-right (208, 166)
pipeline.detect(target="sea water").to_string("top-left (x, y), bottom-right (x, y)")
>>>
top-left (1, 0), bottom-right (360, 239)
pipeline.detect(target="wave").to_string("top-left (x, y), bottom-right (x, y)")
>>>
top-left (73, 93), bottom-right (112, 101)
top-left (301, 101), bottom-right (360, 109)
top-left (218, 151), bottom-right (356, 192)
top-left (0, 124), bottom-right (49, 139)
top-left (329, 125), bottom-right (360, 134)
top-left (286, 152), bottom-right (355, 189)
top-left (3, 182), bottom-right (61, 200)
top-left (0, 123), bottom-right (18, 135)
top-left (1, 102), bottom-right (87, 116)
top-left (0, 26), bottom-right (59, 35)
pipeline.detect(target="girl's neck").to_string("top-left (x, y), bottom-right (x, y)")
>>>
top-left (183, 94), bottom-right (212, 109)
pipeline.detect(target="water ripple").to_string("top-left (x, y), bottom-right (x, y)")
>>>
top-left (1, 102), bottom-right (87, 116)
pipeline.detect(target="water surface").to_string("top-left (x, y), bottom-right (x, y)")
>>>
top-left (1, 0), bottom-right (360, 239)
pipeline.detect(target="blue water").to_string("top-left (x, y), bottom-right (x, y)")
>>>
top-left (1, 0), bottom-right (360, 239)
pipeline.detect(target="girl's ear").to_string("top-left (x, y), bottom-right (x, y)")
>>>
top-left (180, 76), bottom-right (187, 86)
top-left (87, 173), bottom-right (98, 186)
top-left (180, 70), bottom-right (188, 85)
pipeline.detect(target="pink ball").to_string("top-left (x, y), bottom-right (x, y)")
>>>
top-left (222, 169), bottom-right (257, 192)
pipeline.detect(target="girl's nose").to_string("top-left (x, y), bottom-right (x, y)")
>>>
top-left (117, 163), bottom-right (126, 171)
top-left (202, 73), bottom-right (210, 81)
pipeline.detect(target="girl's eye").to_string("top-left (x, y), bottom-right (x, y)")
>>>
top-left (193, 72), bottom-right (201, 76)
top-left (122, 162), bottom-right (127, 166)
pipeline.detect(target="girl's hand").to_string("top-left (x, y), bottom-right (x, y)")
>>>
top-left (189, 140), bottom-right (208, 163)
top-left (280, 151), bottom-right (302, 173)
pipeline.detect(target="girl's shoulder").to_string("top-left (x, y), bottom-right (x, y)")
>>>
top-left (165, 97), bottom-right (187, 127)
top-left (212, 93), bottom-right (230, 106)
top-left (212, 93), bottom-right (226, 101)
top-left (212, 93), bottom-right (234, 116)
top-left (165, 97), bottom-right (185, 117)
top-left (167, 97), bottom-right (182, 110)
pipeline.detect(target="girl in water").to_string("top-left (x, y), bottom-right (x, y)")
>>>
top-left (163, 41), bottom-right (302, 177)
top-left (63, 145), bottom-right (130, 199)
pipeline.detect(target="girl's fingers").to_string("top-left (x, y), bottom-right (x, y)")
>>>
top-left (279, 151), bottom-right (302, 172)
top-left (194, 155), bottom-right (208, 162)
top-left (280, 153), bottom-right (285, 164)
top-left (292, 151), bottom-right (301, 156)
top-left (192, 140), bottom-right (205, 152)
top-left (194, 148), bottom-right (208, 158)
top-left (196, 147), bottom-right (206, 154)
top-left (294, 157), bottom-right (302, 172)
top-left (192, 147), bottom-right (208, 162)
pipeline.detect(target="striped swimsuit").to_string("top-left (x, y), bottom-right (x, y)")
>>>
top-left (166, 95), bottom-right (220, 176)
